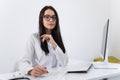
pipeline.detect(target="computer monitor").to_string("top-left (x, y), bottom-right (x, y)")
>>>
top-left (93, 19), bottom-right (119, 69)
top-left (101, 19), bottom-right (109, 62)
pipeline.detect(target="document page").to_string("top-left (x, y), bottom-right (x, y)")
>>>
top-left (29, 67), bottom-right (67, 80)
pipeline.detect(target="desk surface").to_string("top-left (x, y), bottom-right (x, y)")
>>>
top-left (1, 63), bottom-right (120, 80)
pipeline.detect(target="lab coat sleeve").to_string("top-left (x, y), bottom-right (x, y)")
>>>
top-left (18, 35), bottom-right (35, 74)
top-left (53, 46), bottom-right (68, 67)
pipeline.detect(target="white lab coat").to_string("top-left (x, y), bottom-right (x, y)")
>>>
top-left (18, 33), bottom-right (68, 74)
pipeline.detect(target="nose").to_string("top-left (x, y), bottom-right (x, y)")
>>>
top-left (49, 17), bottom-right (54, 21)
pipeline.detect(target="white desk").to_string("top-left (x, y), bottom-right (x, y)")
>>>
top-left (1, 63), bottom-right (120, 80)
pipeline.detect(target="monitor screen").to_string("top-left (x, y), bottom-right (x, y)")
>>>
top-left (101, 19), bottom-right (109, 60)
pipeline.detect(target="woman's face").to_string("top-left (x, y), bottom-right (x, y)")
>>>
top-left (43, 9), bottom-right (56, 31)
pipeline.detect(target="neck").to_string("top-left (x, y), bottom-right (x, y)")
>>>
top-left (46, 29), bottom-right (51, 34)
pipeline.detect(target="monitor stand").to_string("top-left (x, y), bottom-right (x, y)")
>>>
top-left (93, 49), bottom-right (120, 69)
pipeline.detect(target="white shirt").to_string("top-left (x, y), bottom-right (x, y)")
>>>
top-left (18, 33), bottom-right (68, 74)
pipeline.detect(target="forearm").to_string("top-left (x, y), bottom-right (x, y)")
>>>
top-left (54, 46), bottom-right (68, 67)
top-left (51, 41), bottom-right (57, 49)
top-left (18, 60), bottom-right (33, 75)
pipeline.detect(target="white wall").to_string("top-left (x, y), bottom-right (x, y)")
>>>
top-left (0, 0), bottom-right (110, 74)
top-left (109, 0), bottom-right (120, 59)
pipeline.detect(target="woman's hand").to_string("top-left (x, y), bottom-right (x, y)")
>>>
top-left (41, 34), bottom-right (57, 49)
top-left (28, 66), bottom-right (48, 77)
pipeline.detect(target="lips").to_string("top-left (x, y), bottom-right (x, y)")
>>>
top-left (48, 24), bottom-right (54, 26)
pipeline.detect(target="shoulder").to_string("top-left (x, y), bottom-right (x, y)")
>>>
top-left (31, 32), bottom-right (39, 37)
top-left (28, 32), bottom-right (40, 43)
top-left (30, 32), bottom-right (39, 39)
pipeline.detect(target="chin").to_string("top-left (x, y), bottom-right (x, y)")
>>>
top-left (48, 26), bottom-right (55, 29)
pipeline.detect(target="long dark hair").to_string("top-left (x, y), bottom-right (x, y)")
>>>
top-left (39, 6), bottom-right (66, 55)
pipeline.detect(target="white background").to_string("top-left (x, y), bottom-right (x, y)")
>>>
top-left (0, 0), bottom-right (119, 74)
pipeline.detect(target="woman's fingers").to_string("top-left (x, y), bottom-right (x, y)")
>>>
top-left (34, 67), bottom-right (43, 73)
top-left (30, 66), bottom-right (48, 77)
top-left (30, 70), bottom-right (41, 77)
top-left (41, 34), bottom-right (51, 42)
top-left (40, 34), bottom-right (57, 49)
top-left (35, 66), bottom-right (48, 73)
top-left (33, 70), bottom-right (42, 76)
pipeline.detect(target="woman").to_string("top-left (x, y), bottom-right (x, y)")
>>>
top-left (18, 6), bottom-right (68, 77)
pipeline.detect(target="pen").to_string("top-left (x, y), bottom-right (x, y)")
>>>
top-left (35, 59), bottom-right (47, 69)
top-left (35, 59), bottom-right (49, 72)
top-left (35, 59), bottom-right (40, 65)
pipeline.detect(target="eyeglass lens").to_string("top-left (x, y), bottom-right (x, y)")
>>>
top-left (43, 15), bottom-right (56, 21)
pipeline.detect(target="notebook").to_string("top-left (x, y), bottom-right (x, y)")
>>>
top-left (67, 63), bottom-right (93, 73)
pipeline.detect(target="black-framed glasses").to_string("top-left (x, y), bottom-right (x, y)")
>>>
top-left (43, 15), bottom-right (56, 21)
